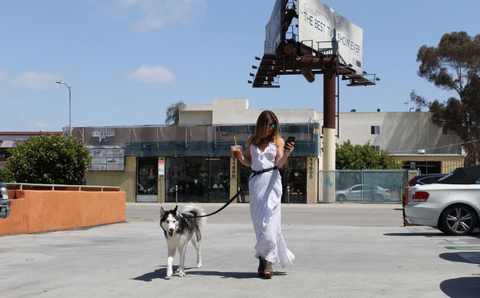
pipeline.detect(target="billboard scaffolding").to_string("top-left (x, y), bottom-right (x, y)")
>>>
top-left (249, 0), bottom-right (377, 89)
top-left (249, 0), bottom-right (378, 202)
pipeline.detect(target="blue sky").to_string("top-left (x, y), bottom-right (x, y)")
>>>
top-left (1, 0), bottom-right (478, 131)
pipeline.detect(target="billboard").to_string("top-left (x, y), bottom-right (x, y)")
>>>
top-left (265, 0), bottom-right (283, 54)
top-left (297, 0), bottom-right (363, 73)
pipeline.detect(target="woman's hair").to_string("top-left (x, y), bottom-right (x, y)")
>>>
top-left (252, 110), bottom-right (280, 147)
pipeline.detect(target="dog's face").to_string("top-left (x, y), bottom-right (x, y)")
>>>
top-left (160, 205), bottom-right (179, 238)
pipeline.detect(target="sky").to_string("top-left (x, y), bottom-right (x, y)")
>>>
top-left (0, 0), bottom-right (479, 132)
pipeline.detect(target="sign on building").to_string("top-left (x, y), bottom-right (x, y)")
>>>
top-left (89, 148), bottom-right (125, 171)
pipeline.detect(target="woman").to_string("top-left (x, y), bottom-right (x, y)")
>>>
top-left (233, 110), bottom-right (295, 278)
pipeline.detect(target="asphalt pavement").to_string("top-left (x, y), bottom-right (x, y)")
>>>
top-left (2, 203), bottom-right (480, 297)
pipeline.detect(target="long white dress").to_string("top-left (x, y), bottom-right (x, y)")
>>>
top-left (249, 142), bottom-right (295, 268)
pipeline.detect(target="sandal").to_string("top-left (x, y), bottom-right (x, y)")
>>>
top-left (258, 257), bottom-right (265, 277)
top-left (264, 260), bottom-right (273, 279)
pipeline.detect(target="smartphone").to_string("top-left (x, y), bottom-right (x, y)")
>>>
top-left (286, 136), bottom-right (295, 145)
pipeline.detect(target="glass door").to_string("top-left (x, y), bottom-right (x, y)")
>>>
top-left (136, 157), bottom-right (158, 202)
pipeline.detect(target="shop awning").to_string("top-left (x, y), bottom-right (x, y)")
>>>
top-left (0, 140), bottom-right (14, 148)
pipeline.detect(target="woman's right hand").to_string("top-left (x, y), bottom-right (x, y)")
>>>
top-left (231, 145), bottom-right (243, 159)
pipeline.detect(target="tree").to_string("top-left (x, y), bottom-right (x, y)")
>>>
top-left (335, 140), bottom-right (402, 170)
top-left (0, 167), bottom-right (15, 183)
top-left (7, 133), bottom-right (92, 184)
top-left (165, 101), bottom-right (184, 125)
top-left (411, 31), bottom-right (480, 165)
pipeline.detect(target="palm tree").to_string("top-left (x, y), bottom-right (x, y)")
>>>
top-left (165, 101), bottom-right (184, 125)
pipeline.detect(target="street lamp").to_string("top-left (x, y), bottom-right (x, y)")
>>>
top-left (56, 80), bottom-right (72, 136)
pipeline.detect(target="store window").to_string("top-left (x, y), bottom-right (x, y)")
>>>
top-left (283, 158), bottom-right (307, 203)
top-left (237, 158), bottom-right (307, 204)
top-left (0, 148), bottom-right (9, 160)
top-left (402, 161), bottom-right (441, 174)
top-left (207, 158), bottom-right (230, 202)
top-left (137, 157), bottom-right (158, 202)
top-left (165, 157), bottom-right (230, 203)
top-left (238, 165), bottom-right (253, 203)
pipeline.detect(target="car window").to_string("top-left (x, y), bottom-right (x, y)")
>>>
top-left (352, 186), bottom-right (362, 191)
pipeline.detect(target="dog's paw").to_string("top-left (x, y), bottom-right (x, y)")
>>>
top-left (165, 275), bottom-right (172, 279)
top-left (178, 271), bottom-right (186, 277)
top-left (175, 268), bottom-right (180, 273)
top-left (196, 263), bottom-right (202, 268)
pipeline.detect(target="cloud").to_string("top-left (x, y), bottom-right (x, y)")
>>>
top-left (28, 120), bottom-right (54, 131)
top-left (102, 0), bottom-right (206, 31)
top-left (0, 70), bottom-right (6, 83)
top-left (124, 64), bottom-right (177, 84)
top-left (3, 70), bottom-right (62, 91)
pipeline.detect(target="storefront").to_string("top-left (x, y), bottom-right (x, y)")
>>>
top-left (164, 157), bottom-right (230, 203)
top-left (74, 123), bottom-right (320, 204)
top-left (236, 157), bottom-right (307, 204)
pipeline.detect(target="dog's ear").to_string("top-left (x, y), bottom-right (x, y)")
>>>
top-left (160, 207), bottom-right (165, 218)
top-left (173, 205), bottom-right (178, 214)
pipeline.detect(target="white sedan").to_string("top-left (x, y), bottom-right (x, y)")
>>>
top-left (404, 166), bottom-right (480, 235)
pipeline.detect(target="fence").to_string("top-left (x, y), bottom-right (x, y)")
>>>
top-left (73, 123), bottom-right (320, 158)
top-left (318, 170), bottom-right (409, 203)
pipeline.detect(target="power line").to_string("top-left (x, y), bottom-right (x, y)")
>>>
top-left (391, 139), bottom-right (480, 154)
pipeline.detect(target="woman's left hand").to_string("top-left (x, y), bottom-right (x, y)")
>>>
top-left (285, 141), bottom-right (294, 153)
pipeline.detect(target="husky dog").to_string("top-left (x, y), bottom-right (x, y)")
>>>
top-left (160, 204), bottom-right (206, 278)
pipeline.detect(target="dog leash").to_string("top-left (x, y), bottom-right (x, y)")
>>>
top-left (192, 166), bottom-right (279, 218)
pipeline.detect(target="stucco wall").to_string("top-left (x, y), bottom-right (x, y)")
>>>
top-left (178, 111), bottom-right (212, 125)
top-left (85, 156), bottom-right (136, 202)
top-left (326, 112), bottom-right (462, 155)
top-left (0, 189), bottom-right (126, 236)
top-left (180, 98), bottom-right (318, 125)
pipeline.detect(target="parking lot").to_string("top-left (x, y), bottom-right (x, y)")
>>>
top-left (2, 203), bottom-right (480, 297)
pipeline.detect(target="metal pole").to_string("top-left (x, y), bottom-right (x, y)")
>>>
top-left (68, 86), bottom-right (72, 136)
top-left (56, 81), bottom-right (72, 137)
top-left (287, 185), bottom-right (290, 204)
top-left (175, 185), bottom-right (178, 204)
top-left (323, 68), bottom-right (336, 202)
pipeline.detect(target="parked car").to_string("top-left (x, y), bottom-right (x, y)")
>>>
top-left (408, 173), bottom-right (447, 186)
top-left (335, 184), bottom-right (392, 202)
top-left (405, 165), bottom-right (480, 235)
top-left (0, 182), bottom-right (11, 219)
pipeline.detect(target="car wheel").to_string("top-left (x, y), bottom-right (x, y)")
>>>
top-left (440, 205), bottom-right (478, 236)
top-left (337, 194), bottom-right (346, 203)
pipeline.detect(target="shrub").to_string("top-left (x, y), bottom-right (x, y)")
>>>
top-left (7, 132), bottom-right (92, 184)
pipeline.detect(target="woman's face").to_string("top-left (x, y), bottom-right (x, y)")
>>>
top-left (267, 119), bottom-right (276, 136)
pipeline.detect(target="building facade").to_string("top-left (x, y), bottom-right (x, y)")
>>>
top-left (0, 98), bottom-right (464, 204)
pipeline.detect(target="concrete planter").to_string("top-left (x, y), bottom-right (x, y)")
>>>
top-left (0, 184), bottom-right (126, 236)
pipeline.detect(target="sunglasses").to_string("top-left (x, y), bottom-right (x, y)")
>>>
top-left (266, 123), bottom-right (277, 129)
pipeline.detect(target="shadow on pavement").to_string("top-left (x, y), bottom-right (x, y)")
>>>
top-left (132, 266), bottom-right (286, 280)
top-left (440, 276), bottom-right (480, 298)
top-left (383, 232), bottom-right (443, 237)
top-left (133, 268), bottom-right (166, 281)
top-left (440, 252), bottom-right (480, 265)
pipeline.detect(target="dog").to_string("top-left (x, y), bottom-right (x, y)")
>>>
top-left (160, 203), bottom-right (206, 278)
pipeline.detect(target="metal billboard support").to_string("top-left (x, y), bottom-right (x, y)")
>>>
top-left (249, 0), bottom-right (377, 202)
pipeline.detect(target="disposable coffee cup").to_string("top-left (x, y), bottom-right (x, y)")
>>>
top-left (231, 145), bottom-right (242, 158)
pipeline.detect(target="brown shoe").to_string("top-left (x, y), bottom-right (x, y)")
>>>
top-left (258, 257), bottom-right (265, 277)
top-left (264, 260), bottom-right (273, 278)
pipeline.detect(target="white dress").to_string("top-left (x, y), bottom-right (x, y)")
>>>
top-left (249, 142), bottom-right (295, 268)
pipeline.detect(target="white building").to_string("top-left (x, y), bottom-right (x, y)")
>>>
top-left (77, 98), bottom-right (463, 204)
top-left (180, 98), bottom-right (463, 174)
